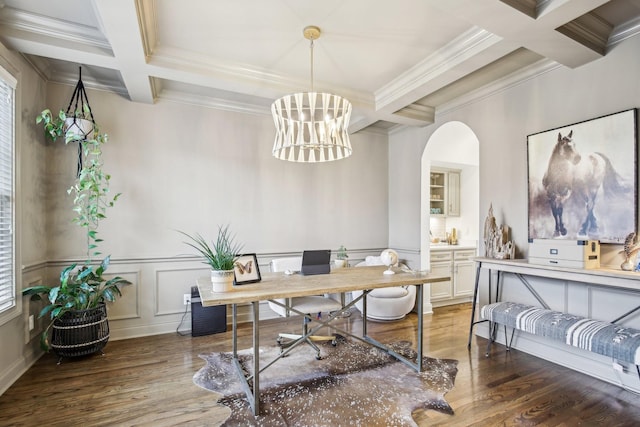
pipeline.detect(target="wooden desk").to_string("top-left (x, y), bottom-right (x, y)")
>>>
top-left (198, 265), bottom-right (449, 416)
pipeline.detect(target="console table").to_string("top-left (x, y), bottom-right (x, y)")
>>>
top-left (467, 257), bottom-right (640, 348)
top-left (197, 265), bottom-right (449, 416)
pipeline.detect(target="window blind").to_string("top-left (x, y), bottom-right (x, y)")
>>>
top-left (0, 67), bottom-right (15, 314)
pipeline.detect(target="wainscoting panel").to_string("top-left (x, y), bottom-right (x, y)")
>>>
top-left (588, 286), bottom-right (640, 328)
top-left (47, 249), bottom-right (395, 341)
top-left (23, 275), bottom-right (43, 345)
top-left (105, 270), bottom-right (141, 321)
top-left (155, 266), bottom-right (208, 316)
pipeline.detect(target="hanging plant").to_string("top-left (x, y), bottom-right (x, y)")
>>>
top-left (36, 107), bottom-right (120, 262)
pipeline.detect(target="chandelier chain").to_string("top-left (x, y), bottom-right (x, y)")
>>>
top-left (309, 38), bottom-right (314, 92)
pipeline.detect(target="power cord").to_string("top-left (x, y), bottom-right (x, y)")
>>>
top-left (176, 296), bottom-right (191, 336)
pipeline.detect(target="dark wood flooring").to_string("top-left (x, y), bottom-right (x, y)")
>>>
top-left (1, 303), bottom-right (639, 426)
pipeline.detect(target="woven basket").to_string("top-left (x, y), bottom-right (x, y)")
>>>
top-left (50, 303), bottom-right (110, 358)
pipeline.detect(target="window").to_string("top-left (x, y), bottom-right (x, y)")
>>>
top-left (0, 65), bottom-right (16, 314)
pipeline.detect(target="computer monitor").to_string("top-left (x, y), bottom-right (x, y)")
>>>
top-left (300, 249), bottom-right (331, 275)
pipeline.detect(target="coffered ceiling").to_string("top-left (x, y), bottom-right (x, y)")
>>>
top-left (0, 0), bottom-right (639, 133)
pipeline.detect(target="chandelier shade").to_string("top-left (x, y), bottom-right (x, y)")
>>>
top-left (271, 91), bottom-right (352, 162)
top-left (271, 26), bottom-right (353, 163)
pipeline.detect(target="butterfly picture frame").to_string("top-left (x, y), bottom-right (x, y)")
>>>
top-left (233, 253), bottom-right (261, 285)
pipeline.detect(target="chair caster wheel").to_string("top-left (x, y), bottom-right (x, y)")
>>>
top-left (331, 340), bottom-right (337, 346)
top-left (315, 354), bottom-right (323, 360)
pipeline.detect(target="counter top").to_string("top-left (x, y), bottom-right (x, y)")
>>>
top-left (430, 244), bottom-right (477, 251)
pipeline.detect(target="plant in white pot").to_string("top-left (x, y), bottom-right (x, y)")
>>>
top-left (180, 225), bottom-right (243, 292)
top-left (335, 245), bottom-right (348, 268)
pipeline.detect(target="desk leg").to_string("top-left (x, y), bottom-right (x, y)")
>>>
top-left (232, 304), bottom-right (238, 356)
top-left (251, 301), bottom-right (260, 416)
top-left (416, 283), bottom-right (424, 372)
top-left (362, 291), bottom-right (368, 337)
top-left (467, 261), bottom-right (483, 349)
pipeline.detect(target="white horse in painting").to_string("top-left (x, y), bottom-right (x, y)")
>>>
top-left (542, 130), bottom-right (625, 237)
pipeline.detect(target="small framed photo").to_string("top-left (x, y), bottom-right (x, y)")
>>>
top-left (233, 253), bottom-right (261, 285)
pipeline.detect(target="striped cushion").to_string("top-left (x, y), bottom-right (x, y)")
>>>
top-left (481, 302), bottom-right (640, 365)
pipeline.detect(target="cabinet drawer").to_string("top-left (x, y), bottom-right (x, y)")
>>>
top-left (454, 250), bottom-right (476, 260)
top-left (430, 251), bottom-right (452, 262)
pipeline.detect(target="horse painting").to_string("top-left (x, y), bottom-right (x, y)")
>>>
top-left (542, 130), bottom-right (626, 238)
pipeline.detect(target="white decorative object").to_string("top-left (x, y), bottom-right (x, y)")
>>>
top-left (619, 232), bottom-right (640, 271)
top-left (380, 249), bottom-right (398, 275)
top-left (484, 203), bottom-right (516, 259)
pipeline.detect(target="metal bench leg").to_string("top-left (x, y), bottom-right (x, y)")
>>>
top-left (504, 325), bottom-right (516, 351)
top-left (485, 322), bottom-right (494, 357)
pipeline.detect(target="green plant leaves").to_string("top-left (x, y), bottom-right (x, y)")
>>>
top-left (179, 225), bottom-right (244, 271)
top-left (21, 257), bottom-right (132, 352)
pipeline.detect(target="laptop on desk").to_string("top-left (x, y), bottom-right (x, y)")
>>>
top-left (300, 249), bottom-right (331, 275)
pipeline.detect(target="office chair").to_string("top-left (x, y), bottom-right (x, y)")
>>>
top-left (268, 257), bottom-right (342, 359)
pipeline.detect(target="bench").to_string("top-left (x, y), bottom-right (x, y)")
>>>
top-left (481, 301), bottom-right (640, 378)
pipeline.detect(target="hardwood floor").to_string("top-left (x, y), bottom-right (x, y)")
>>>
top-left (1, 303), bottom-right (639, 426)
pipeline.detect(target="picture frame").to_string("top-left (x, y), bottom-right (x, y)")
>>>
top-left (527, 109), bottom-right (638, 244)
top-left (233, 253), bottom-right (261, 285)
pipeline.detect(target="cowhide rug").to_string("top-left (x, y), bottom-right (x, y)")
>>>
top-left (193, 335), bottom-right (458, 426)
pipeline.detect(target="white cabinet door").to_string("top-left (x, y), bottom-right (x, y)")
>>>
top-left (453, 260), bottom-right (475, 297)
top-left (447, 171), bottom-right (460, 217)
top-left (430, 262), bottom-right (452, 300)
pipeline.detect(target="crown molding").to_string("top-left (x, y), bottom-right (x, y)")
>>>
top-left (157, 88), bottom-right (269, 117)
top-left (136, 0), bottom-right (157, 61)
top-left (608, 15), bottom-right (640, 48)
top-left (436, 58), bottom-right (560, 117)
top-left (150, 45), bottom-right (371, 107)
top-left (0, 6), bottom-right (111, 52)
top-left (375, 27), bottom-right (503, 111)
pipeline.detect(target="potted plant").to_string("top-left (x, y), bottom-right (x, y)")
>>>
top-left (179, 225), bottom-right (243, 292)
top-left (23, 105), bottom-right (126, 359)
top-left (335, 245), bottom-right (348, 268)
top-left (36, 104), bottom-right (93, 144)
top-left (22, 256), bottom-right (130, 356)
top-left (36, 108), bottom-right (120, 262)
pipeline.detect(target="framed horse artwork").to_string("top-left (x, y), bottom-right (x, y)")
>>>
top-left (527, 109), bottom-right (638, 244)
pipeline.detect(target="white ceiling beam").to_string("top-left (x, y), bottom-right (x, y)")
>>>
top-left (93, 0), bottom-right (155, 103)
top-left (426, 0), bottom-right (610, 68)
top-left (374, 27), bottom-right (519, 116)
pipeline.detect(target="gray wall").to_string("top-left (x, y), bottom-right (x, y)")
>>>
top-left (388, 36), bottom-right (640, 392)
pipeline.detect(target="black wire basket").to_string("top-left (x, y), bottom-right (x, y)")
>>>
top-left (50, 303), bottom-right (110, 358)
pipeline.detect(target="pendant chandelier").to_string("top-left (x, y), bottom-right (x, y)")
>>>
top-left (271, 26), bottom-right (353, 163)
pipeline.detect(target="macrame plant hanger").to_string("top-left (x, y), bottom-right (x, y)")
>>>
top-left (65, 66), bottom-right (96, 177)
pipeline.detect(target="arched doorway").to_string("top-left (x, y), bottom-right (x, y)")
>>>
top-left (419, 121), bottom-right (480, 312)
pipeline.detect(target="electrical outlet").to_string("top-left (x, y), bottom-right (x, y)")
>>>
top-left (183, 294), bottom-right (190, 305)
top-left (28, 315), bottom-right (35, 331)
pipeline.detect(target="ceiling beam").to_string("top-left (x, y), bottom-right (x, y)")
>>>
top-left (93, 0), bottom-right (155, 103)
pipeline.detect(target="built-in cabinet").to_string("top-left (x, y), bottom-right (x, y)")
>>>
top-left (430, 246), bottom-right (476, 306)
top-left (429, 168), bottom-right (460, 217)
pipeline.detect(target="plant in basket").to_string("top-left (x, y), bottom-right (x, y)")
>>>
top-left (22, 256), bottom-right (130, 353)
